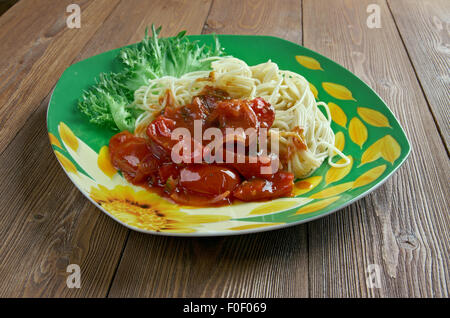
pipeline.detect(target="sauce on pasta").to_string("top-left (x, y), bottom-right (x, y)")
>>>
top-left (109, 86), bottom-right (294, 206)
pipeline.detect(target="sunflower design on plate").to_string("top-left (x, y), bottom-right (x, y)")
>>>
top-left (90, 185), bottom-right (230, 233)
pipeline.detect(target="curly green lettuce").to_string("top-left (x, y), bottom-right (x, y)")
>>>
top-left (78, 25), bottom-right (223, 132)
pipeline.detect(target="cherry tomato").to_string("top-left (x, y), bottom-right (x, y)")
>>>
top-left (232, 171), bottom-right (294, 201)
top-left (214, 99), bottom-right (259, 130)
top-left (230, 154), bottom-right (280, 179)
top-left (109, 131), bottom-right (137, 155)
top-left (249, 97), bottom-right (275, 129)
top-left (178, 164), bottom-right (241, 195)
top-left (109, 131), bottom-right (153, 183)
top-left (146, 115), bottom-right (177, 150)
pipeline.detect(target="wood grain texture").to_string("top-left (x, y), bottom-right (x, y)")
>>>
top-left (0, 0), bottom-right (86, 102)
top-left (388, 0), bottom-right (450, 150)
top-left (74, 0), bottom-right (213, 70)
top-left (204, 0), bottom-right (302, 44)
top-left (108, 228), bottom-right (309, 297)
top-left (0, 0), bottom-right (121, 155)
top-left (108, 0), bottom-right (308, 298)
top-left (0, 0), bottom-right (213, 297)
top-left (304, 0), bottom-right (449, 297)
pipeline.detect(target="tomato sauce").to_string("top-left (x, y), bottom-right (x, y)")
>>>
top-left (109, 86), bottom-right (294, 206)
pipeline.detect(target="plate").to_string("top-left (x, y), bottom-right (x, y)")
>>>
top-left (47, 35), bottom-right (410, 236)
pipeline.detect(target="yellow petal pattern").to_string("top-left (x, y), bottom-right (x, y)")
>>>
top-left (381, 135), bottom-right (401, 164)
top-left (309, 82), bottom-right (319, 99)
top-left (55, 150), bottom-right (77, 174)
top-left (349, 117), bottom-right (368, 148)
top-left (328, 102), bottom-right (347, 128)
top-left (334, 131), bottom-right (345, 156)
top-left (310, 182), bottom-right (354, 199)
top-left (357, 107), bottom-right (391, 128)
top-left (353, 165), bottom-right (386, 189)
top-left (325, 155), bottom-right (353, 185)
top-left (229, 223), bottom-right (284, 231)
top-left (322, 82), bottom-right (356, 100)
top-left (293, 176), bottom-right (322, 196)
top-left (361, 138), bottom-right (383, 165)
top-left (97, 146), bottom-right (117, 178)
top-left (48, 133), bottom-right (62, 149)
top-left (295, 196), bottom-right (340, 215)
top-left (361, 135), bottom-right (401, 165)
top-left (250, 200), bottom-right (300, 215)
top-left (296, 55), bottom-right (323, 70)
top-left (58, 122), bottom-right (79, 151)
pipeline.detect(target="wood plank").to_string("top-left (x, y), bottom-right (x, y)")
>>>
top-left (77, 0), bottom-right (213, 61)
top-left (0, 0), bottom-right (87, 98)
top-left (108, 0), bottom-right (307, 298)
top-left (204, 0), bottom-right (302, 44)
top-left (0, 0), bottom-right (212, 297)
top-left (304, 0), bottom-right (449, 297)
top-left (108, 228), bottom-right (309, 297)
top-left (0, 0), bottom-right (120, 155)
top-left (388, 0), bottom-right (450, 150)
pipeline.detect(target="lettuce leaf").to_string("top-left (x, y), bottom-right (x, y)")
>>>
top-left (78, 25), bottom-right (223, 132)
top-left (78, 72), bottom-right (135, 132)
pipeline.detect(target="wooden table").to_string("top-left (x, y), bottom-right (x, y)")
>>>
top-left (0, 0), bottom-right (448, 298)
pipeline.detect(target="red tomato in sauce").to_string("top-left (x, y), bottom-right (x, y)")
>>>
top-left (232, 171), bottom-right (294, 201)
top-left (109, 131), bottom-right (154, 183)
top-left (178, 165), bottom-right (241, 195)
top-left (250, 97), bottom-right (275, 128)
top-left (213, 99), bottom-right (258, 130)
top-left (211, 97), bottom-right (274, 130)
top-left (146, 115), bottom-right (177, 150)
top-left (230, 154), bottom-right (280, 179)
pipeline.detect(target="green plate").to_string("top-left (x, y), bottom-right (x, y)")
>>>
top-left (47, 35), bottom-right (410, 236)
